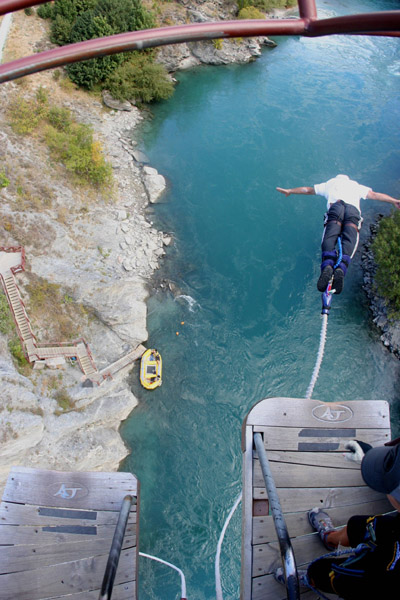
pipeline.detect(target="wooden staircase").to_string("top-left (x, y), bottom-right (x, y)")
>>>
top-left (2, 270), bottom-right (36, 349)
top-left (0, 247), bottom-right (144, 384)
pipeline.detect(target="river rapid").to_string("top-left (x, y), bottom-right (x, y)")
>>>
top-left (121, 1), bottom-right (400, 598)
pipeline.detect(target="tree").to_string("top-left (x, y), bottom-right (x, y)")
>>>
top-left (372, 211), bottom-right (400, 315)
top-left (105, 53), bottom-right (174, 103)
top-left (93, 0), bottom-right (154, 32)
top-left (66, 14), bottom-right (120, 88)
top-left (66, 0), bottom-right (155, 89)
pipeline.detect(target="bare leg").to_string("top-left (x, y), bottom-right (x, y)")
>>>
top-left (325, 526), bottom-right (350, 548)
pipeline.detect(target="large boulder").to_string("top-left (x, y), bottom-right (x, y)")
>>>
top-left (102, 90), bottom-right (133, 112)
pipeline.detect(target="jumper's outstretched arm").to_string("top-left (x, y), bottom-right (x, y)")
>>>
top-left (276, 186), bottom-right (316, 197)
top-left (367, 190), bottom-right (400, 209)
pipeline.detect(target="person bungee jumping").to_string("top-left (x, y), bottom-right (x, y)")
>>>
top-left (275, 439), bottom-right (400, 599)
top-left (276, 175), bottom-right (400, 294)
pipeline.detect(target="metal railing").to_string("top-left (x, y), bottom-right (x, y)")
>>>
top-left (98, 494), bottom-right (135, 600)
top-left (253, 432), bottom-right (300, 600)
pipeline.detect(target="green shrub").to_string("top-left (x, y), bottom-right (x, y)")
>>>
top-left (47, 105), bottom-right (73, 131)
top-left (105, 53), bottom-right (174, 103)
top-left (94, 0), bottom-right (154, 32)
top-left (37, 2), bottom-right (55, 19)
top-left (238, 6), bottom-right (265, 19)
top-left (53, 388), bottom-right (75, 412)
top-left (53, 0), bottom-right (97, 22)
top-left (45, 121), bottom-right (113, 186)
top-left (8, 337), bottom-right (29, 369)
top-left (8, 93), bottom-right (48, 135)
top-left (372, 211), bottom-right (400, 315)
top-left (67, 17), bottom-right (121, 88)
top-left (8, 93), bottom-right (112, 188)
top-left (47, 0), bottom-right (155, 90)
top-left (237, 0), bottom-right (296, 12)
top-left (0, 293), bottom-right (14, 335)
top-left (24, 6), bottom-right (34, 15)
top-left (50, 14), bottom-right (74, 44)
top-left (0, 171), bottom-right (10, 188)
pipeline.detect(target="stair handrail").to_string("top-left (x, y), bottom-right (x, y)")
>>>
top-left (98, 494), bottom-right (135, 600)
top-left (253, 432), bottom-right (300, 600)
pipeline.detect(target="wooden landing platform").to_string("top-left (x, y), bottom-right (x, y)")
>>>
top-left (241, 397), bottom-right (392, 600)
top-left (0, 467), bottom-right (139, 600)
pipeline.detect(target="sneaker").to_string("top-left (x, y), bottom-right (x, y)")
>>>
top-left (317, 265), bottom-right (333, 292)
top-left (274, 567), bottom-right (309, 588)
top-left (274, 567), bottom-right (286, 585)
top-left (332, 267), bottom-right (344, 294)
top-left (308, 507), bottom-right (335, 549)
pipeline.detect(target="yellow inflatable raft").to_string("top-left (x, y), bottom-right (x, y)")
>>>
top-left (140, 349), bottom-right (162, 389)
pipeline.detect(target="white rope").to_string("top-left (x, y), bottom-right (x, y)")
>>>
top-left (215, 492), bottom-right (242, 600)
top-left (305, 313), bottom-right (329, 400)
top-left (139, 552), bottom-right (187, 599)
top-left (215, 301), bottom-right (330, 599)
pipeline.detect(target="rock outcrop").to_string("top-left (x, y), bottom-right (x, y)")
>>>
top-left (0, 12), bottom-right (169, 490)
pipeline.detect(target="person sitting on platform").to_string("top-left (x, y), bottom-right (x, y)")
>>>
top-left (276, 439), bottom-right (400, 599)
top-left (276, 175), bottom-right (400, 294)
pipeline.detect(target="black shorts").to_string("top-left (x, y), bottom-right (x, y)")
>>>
top-left (307, 513), bottom-right (400, 600)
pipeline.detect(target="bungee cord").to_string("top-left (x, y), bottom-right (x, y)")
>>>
top-left (215, 240), bottom-right (343, 598)
top-left (306, 237), bottom-right (342, 400)
top-left (305, 312), bottom-right (329, 400)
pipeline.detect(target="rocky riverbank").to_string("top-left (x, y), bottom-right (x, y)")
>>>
top-left (0, 3), bottom-right (291, 491)
top-left (0, 87), bottom-right (170, 489)
top-left (361, 221), bottom-right (400, 358)
top-left (0, 11), bottom-right (172, 490)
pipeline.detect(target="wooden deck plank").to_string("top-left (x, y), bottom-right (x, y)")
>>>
top-left (245, 397), bottom-right (390, 428)
top-left (0, 536), bottom-right (136, 573)
top-left (0, 502), bottom-right (136, 526)
top-left (0, 468), bottom-right (139, 600)
top-left (252, 500), bottom-right (394, 544)
top-left (259, 449), bottom-right (378, 468)
top-left (252, 532), bottom-right (351, 578)
top-left (0, 547), bottom-right (136, 600)
top-left (253, 485), bottom-right (385, 508)
top-left (241, 397), bottom-right (391, 600)
top-left (0, 523), bottom-right (136, 545)
top-left (2, 467), bottom-right (137, 510)
top-left (252, 573), bottom-right (336, 600)
top-left (253, 459), bottom-right (365, 488)
top-left (253, 426), bottom-right (391, 451)
top-left (45, 580), bottom-right (137, 600)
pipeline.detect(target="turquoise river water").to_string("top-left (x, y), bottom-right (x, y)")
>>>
top-left (120, 1), bottom-right (400, 598)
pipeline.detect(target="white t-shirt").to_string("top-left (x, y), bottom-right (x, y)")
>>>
top-left (314, 174), bottom-right (371, 212)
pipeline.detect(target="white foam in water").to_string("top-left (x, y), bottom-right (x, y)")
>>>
top-left (175, 294), bottom-right (199, 312)
top-left (388, 61), bottom-right (400, 77)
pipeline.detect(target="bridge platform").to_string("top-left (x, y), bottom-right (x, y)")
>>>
top-left (241, 397), bottom-right (393, 600)
top-left (0, 467), bottom-right (139, 599)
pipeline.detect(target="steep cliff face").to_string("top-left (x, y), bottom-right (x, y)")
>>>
top-left (0, 11), bottom-right (170, 490)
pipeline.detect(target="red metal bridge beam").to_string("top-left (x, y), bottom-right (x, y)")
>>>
top-left (0, 0), bottom-right (54, 16)
top-left (298, 0), bottom-right (317, 20)
top-left (0, 9), bottom-right (399, 83)
top-left (0, 19), bottom-right (307, 83)
top-left (306, 11), bottom-right (400, 36)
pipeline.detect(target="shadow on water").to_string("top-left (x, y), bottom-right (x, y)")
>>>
top-left (121, 1), bottom-right (400, 598)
